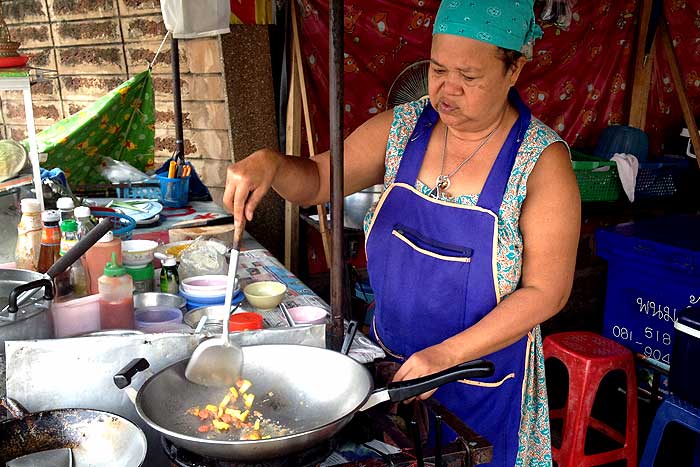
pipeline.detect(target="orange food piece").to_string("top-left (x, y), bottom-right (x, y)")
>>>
top-left (198, 409), bottom-right (211, 420)
top-left (221, 414), bottom-right (233, 424)
top-left (198, 425), bottom-right (211, 433)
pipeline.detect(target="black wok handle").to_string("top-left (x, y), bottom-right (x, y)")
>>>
top-left (1, 397), bottom-right (30, 419)
top-left (46, 217), bottom-right (112, 278)
top-left (113, 358), bottom-right (150, 389)
top-left (8, 279), bottom-right (53, 314)
top-left (341, 320), bottom-right (358, 355)
top-left (387, 359), bottom-right (495, 403)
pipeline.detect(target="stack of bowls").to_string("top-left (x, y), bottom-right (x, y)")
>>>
top-left (179, 275), bottom-right (243, 310)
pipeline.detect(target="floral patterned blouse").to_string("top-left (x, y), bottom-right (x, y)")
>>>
top-left (364, 97), bottom-right (565, 467)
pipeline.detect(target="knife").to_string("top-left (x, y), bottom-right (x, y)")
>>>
top-left (171, 215), bottom-right (234, 229)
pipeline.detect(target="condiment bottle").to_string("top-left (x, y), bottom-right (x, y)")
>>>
top-left (159, 254), bottom-right (179, 294)
top-left (14, 198), bottom-right (42, 271)
top-left (126, 263), bottom-right (154, 294)
top-left (74, 206), bottom-right (95, 240)
top-left (59, 219), bottom-right (78, 256)
top-left (37, 210), bottom-right (61, 274)
top-left (55, 219), bottom-right (79, 298)
top-left (84, 231), bottom-right (122, 295)
top-left (69, 259), bottom-right (89, 299)
top-left (98, 252), bottom-right (134, 330)
top-left (56, 197), bottom-right (75, 222)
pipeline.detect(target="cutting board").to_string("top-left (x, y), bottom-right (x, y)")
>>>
top-left (168, 224), bottom-right (235, 246)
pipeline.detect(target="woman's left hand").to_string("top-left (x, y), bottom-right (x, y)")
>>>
top-left (392, 343), bottom-right (460, 401)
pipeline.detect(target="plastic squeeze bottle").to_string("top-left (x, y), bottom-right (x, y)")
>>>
top-left (98, 252), bottom-right (134, 330)
top-left (85, 231), bottom-right (122, 295)
top-left (14, 198), bottom-right (43, 271)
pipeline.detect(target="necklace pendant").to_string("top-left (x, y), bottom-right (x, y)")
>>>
top-left (435, 175), bottom-right (450, 195)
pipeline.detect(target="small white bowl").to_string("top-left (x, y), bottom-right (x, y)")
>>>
top-left (287, 306), bottom-right (328, 325)
top-left (243, 281), bottom-right (287, 310)
top-left (121, 240), bottom-right (159, 266)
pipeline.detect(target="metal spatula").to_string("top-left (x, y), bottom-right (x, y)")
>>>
top-left (7, 448), bottom-right (73, 467)
top-left (185, 221), bottom-right (246, 387)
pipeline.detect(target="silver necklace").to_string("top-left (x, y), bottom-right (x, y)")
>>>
top-left (430, 121), bottom-right (501, 199)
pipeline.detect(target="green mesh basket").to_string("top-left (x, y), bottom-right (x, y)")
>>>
top-left (571, 151), bottom-right (622, 202)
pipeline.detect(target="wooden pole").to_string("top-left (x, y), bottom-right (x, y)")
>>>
top-left (628, 0), bottom-right (655, 129)
top-left (328, 0), bottom-right (345, 351)
top-left (284, 27), bottom-right (302, 273)
top-left (659, 20), bottom-right (700, 170)
top-left (291, 0), bottom-right (332, 269)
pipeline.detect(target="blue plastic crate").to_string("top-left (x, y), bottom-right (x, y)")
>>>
top-left (635, 157), bottom-right (689, 200)
top-left (596, 215), bottom-right (700, 367)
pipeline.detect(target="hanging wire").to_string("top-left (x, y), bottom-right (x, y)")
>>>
top-left (149, 30), bottom-right (171, 70)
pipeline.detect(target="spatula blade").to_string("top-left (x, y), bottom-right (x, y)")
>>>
top-left (7, 448), bottom-right (73, 467)
top-left (185, 338), bottom-right (243, 387)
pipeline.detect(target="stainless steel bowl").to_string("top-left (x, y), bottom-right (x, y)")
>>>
top-left (183, 305), bottom-right (229, 333)
top-left (344, 184), bottom-right (383, 230)
top-left (134, 292), bottom-right (186, 313)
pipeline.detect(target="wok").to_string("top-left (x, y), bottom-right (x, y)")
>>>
top-left (0, 398), bottom-right (147, 466)
top-left (114, 343), bottom-right (494, 461)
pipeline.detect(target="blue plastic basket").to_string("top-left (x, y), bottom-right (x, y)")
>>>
top-left (90, 208), bottom-right (137, 240)
top-left (635, 158), bottom-right (689, 199)
top-left (116, 183), bottom-right (161, 200)
top-left (157, 174), bottom-right (190, 208)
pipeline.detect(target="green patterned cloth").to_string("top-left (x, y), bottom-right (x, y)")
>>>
top-left (433, 0), bottom-right (543, 55)
top-left (29, 70), bottom-right (156, 186)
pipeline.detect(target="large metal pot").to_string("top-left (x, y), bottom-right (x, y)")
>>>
top-left (0, 218), bottom-right (113, 354)
top-left (0, 270), bottom-right (52, 354)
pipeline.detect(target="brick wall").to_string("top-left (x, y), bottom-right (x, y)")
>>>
top-left (1, 0), bottom-right (233, 201)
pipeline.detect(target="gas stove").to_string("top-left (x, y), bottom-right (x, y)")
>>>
top-left (162, 399), bottom-right (492, 467)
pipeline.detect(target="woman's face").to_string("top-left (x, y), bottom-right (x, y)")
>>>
top-left (428, 34), bottom-right (525, 131)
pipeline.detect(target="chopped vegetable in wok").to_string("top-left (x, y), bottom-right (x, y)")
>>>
top-left (187, 378), bottom-right (290, 440)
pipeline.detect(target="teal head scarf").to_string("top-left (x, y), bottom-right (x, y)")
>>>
top-left (433, 0), bottom-right (543, 58)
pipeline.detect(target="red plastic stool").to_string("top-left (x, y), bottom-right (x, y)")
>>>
top-left (544, 331), bottom-right (638, 467)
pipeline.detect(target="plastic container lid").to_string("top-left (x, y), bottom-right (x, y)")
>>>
top-left (135, 306), bottom-right (183, 332)
top-left (56, 197), bottom-right (75, 210)
top-left (126, 262), bottom-right (154, 281)
top-left (74, 206), bottom-right (91, 218)
top-left (20, 198), bottom-right (41, 213)
top-left (60, 219), bottom-right (78, 232)
top-left (41, 210), bottom-right (60, 223)
top-left (229, 312), bottom-right (263, 332)
top-left (104, 252), bottom-right (126, 277)
top-left (98, 231), bottom-right (114, 243)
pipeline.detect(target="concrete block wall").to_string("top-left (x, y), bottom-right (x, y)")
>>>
top-left (1, 0), bottom-right (233, 202)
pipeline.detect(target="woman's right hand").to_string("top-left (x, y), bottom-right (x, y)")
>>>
top-left (223, 148), bottom-right (283, 223)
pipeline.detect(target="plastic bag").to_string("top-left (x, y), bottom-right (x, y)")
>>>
top-left (161, 0), bottom-right (230, 39)
top-left (540, 0), bottom-right (573, 30)
top-left (178, 237), bottom-right (228, 279)
top-left (99, 157), bottom-right (149, 183)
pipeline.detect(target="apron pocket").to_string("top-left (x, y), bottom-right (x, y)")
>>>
top-left (376, 224), bottom-right (473, 353)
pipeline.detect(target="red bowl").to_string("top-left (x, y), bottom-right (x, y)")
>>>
top-left (228, 312), bottom-right (263, 332)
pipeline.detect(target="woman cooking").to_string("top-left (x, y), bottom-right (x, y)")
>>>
top-left (224, 0), bottom-right (580, 465)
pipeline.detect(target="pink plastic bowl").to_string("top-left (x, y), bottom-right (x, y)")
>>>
top-left (180, 275), bottom-right (233, 295)
top-left (287, 306), bottom-right (328, 325)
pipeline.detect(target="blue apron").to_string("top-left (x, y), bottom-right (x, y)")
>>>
top-left (366, 89), bottom-right (532, 467)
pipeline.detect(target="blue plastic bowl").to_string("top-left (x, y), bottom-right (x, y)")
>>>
top-left (182, 290), bottom-right (244, 311)
top-left (594, 125), bottom-right (649, 162)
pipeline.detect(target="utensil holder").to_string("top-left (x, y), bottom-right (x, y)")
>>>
top-left (157, 174), bottom-right (190, 208)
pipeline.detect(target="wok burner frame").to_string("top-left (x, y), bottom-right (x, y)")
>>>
top-left (162, 399), bottom-right (492, 467)
top-left (162, 436), bottom-right (335, 467)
